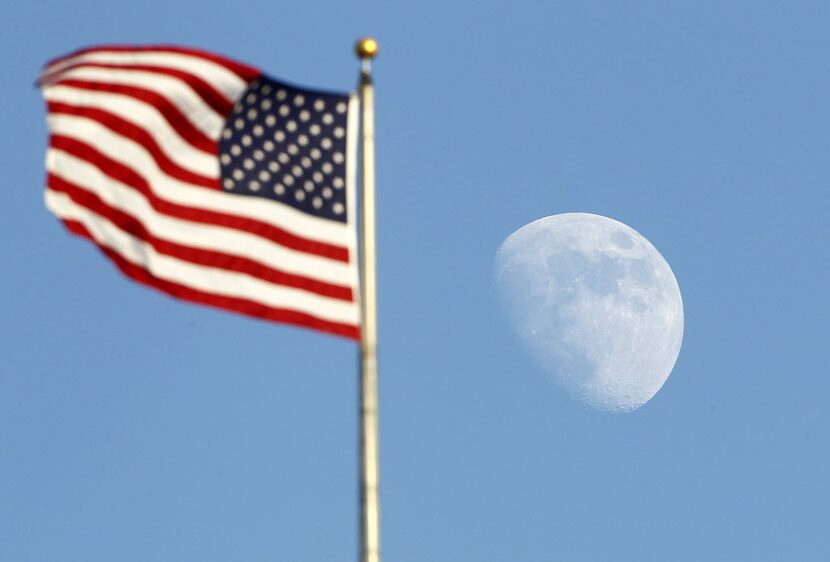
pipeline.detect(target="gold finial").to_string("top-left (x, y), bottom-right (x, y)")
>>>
top-left (355, 37), bottom-right (379, 60)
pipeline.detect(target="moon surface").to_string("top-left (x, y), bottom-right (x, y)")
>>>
top-left (494, 213), bottom-right (683, 412)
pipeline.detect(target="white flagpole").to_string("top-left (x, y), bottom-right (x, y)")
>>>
top-left (355, 37), bottom-right (381, 562)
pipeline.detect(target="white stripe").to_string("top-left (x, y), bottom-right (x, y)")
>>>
top-left (45, 190), bottom-right (360, 326)
top-left (47, 148), bottom-right (356, 288)
top-left (46, 66), bottom-right (225, 139)
top-left (46, 113), bottom-right (352, 246)
top-left (43, 50), bottom-right (250, 103)
top-left (45, 85), bottom-right (218, 178)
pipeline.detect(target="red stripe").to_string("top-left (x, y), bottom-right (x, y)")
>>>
top-left (42, 62), bottom-right (235, 115)
top-left (48, 174), bottom-right (355, 302)
top-left (60, 219), bottom-right (360, 340)
top-left (52, 79), bottom-right (217, 154)
top-left (45, 44), bottom-right (261, 83)
top-left (50, 135), bottom-right (350, 263)
top-left (48, 101), bottom-right (218, 190)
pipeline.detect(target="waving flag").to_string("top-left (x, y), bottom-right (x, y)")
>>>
top-left (39, 45), bottom-right (360, 339)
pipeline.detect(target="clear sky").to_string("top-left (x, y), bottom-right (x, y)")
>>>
top-left (3, 1), bottom-right (829, 560)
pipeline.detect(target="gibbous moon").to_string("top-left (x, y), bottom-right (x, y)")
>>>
top-left (494, 213), bottom-right (683, 412)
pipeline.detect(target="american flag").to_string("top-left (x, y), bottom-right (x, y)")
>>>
top-left (39, 45), bottom-right (360, 339)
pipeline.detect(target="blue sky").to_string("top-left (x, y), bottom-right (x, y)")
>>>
top-left (2, 1), bottom-right (829, 560)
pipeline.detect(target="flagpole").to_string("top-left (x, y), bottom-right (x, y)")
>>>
top-left (355, 37), bottom-right (381, 562)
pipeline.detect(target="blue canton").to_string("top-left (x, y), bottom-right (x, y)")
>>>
top-left (218, 76), bottom-right (350, 223)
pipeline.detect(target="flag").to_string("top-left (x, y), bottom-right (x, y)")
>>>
top-left (39, 45), bottom-right (360, 339)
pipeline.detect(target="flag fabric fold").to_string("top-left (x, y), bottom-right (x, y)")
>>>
top-left (39, 45), bottom-right (360, 339)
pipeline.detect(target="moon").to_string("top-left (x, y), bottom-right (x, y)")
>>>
top-left (494, 213), bottom-right (684, 413)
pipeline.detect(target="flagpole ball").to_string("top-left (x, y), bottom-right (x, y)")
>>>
top-left (355, 37), bottom-right (379, 60)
